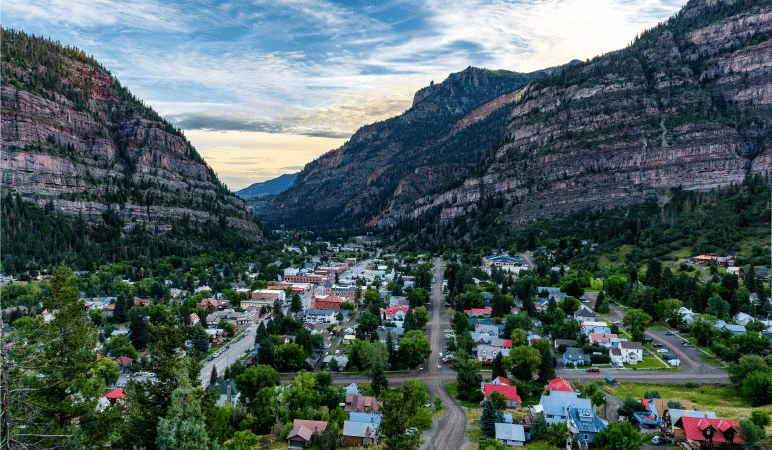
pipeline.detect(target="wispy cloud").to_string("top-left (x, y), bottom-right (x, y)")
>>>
top-left (2, 0), bottom-right (687, 188)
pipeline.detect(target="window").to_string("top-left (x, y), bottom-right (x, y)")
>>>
top-left (585, 434), bottom-right (589, 440)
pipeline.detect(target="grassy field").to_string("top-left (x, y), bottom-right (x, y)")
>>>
top-left (606, 382), bottom-right (772, 428)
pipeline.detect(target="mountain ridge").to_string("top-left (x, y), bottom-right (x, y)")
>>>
top-left (268, 0), bottom-right (772, 232)
top-left (0, 29), bottom-right (262, 265)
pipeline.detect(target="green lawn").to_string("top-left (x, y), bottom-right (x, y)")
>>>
top-left (629, 355), bottom-right (671, 370)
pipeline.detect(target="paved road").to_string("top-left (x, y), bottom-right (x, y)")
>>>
top-left (558, 300), bottom-right (728, 385)
top-left (199, 324), bottom-right (257, 388)
top-left (417, 258), bottom-right (470, 450)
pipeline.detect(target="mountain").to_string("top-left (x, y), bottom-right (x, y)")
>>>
top-left (268, 0), bottom-right (772, 232)
top-left (236, 173), bottom-right (298, 200)
top-left (0, 29), bottom-right (262, 270)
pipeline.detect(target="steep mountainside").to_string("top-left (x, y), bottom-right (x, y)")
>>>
top-left (1, 29), bottom-right (260, 237)
top-left (236, 172), bottom-right (298, 200)
top-left (268, 67), bottom-right (544, 227)
top-left (268, 0), bottom-right (772, 231)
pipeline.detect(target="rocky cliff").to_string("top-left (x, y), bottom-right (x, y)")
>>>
top-left (1, 29), bottom-right (261, 237)
top-left (268, 0), bottom-right (772, 231)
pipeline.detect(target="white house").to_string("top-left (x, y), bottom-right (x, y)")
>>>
top-left (734, 312), bottom-right (754, 326)
top-left (610, 341), bottom-right (643, 365)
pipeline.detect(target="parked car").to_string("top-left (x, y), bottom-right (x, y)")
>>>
top-left (665, 331), bottom-right (674, 335)
top-left (683, 342), bottom-right (694, 347)
top-left (586, 367), bottom-right (600, 372)
top-left (653, 343), bottom-right (664, 347)
top-left (652, 436), bottom-right (665, 445)
top-left (656, 348), bottom-right (668, 353)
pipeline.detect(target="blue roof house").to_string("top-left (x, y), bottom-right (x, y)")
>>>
top-left (567, 407), bottom-right (606, 445)
top-left (538, 391), bottom-right (591, 425)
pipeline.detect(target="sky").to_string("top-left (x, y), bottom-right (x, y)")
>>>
top-left (4, 0), bottom-right (687, 191)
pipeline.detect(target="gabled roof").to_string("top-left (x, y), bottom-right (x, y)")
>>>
top-left (546, 377), bottom-right (573, 392)
top-left (115, 355), bottom-right (133, 365)
top-left (343, 420), bottom-right (378, 438)
top-left (677, 416), bottom-right (742, 443)
top-left (495, 423), bottom-right (525, 442)
top-left (568, 408), bottom-right (606, 434)
top-left (492, 376), bottom-right (511, 385)
top-left (619, 341), bottom-right (643, 350)
top-left (288, 420), bottom-right (328, 442)
top-left (484, 384), bottom-right (521, 403)
top-left (464, 308), bottom-right (492, 315)
top-left (104, 388), bottom-right (125, 399)
top-left (348, 412), bottom-right (382, 426)
top-left (539, 391), bottom-right (587, 417)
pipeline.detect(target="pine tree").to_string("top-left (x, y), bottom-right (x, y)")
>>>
top-left (113, 292), bottom-right (128, 323)
top-left (290, 293), bottom-right (303, 313)
top-left (531, 412), bottom-right (548, 440)
top-left (255, 321), bottom-right (267, 345)
top-left (481, 400), bottom-right (499, 436)
top-left (403, 308), bottom-right (417, 333)
top-left (210, 366), bottom-right (218, 386)
top-left (156, 359), bottom-right (214, 450)
top-left (191, 325), bottom-right (209, 354)
top-left (372, 363), bottom-right (389, 396)
top-left (129, 307), bottom-right (150, 350)
top-left (491, 353), bottom-right (506, 380)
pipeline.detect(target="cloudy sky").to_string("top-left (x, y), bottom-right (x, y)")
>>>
top-left (4, 0), bottom-right (686, 190)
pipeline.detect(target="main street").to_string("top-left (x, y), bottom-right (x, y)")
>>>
top-left (199, 323), bottom-right (258, 388)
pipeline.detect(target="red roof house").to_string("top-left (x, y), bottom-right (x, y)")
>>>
top-left (287, 419), bottom-right (328, 448)
top-left (105, 387), bottom-right (126, 400)
top-left (483, 384), bottom-right (522, 409)
top-left (545, 377), bottom-right (573, 393)
top-left (313, 295), bottom-right (346, 310)
top-left (676, 416), bottom-right (743, 446)
top-left (464, 308), bottom-right (492, 317)
top-left (345, 395), bottom-right (381, 412)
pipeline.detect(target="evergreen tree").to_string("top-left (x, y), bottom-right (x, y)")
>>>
top-left (371, 363), bottom-right (389, 396)
top-left (257, 337), bottom-right (276, 367)
top-left (746, 265), bottom-right (757, 294)
top-left (538, 345), bottom-right (556, 382)
top-left (491, 353), bottom-right (506, 380)
top-left (481, 400), bottom-right (499, 436)
top-left (290, 293), bottom-right (303, 314)
top-left (156, 359), bottom-right (214, 450)
top-left (209, 366), bottom-right (218, 387)
top-left (531, 412), bottom-right (548, 440)
top-left (255, 321), bottom-right (268, 344)
top-left (113, 292), bottom-right (128, 323)
top-left (403, 307), bottom-right (417, 333)
top-left (191, 325), bottom-right (210, 354)
top-left (129, 307), bottom-right (151, 350)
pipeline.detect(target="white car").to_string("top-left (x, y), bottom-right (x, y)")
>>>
top-left (656, 348), bottom-right (668, 353)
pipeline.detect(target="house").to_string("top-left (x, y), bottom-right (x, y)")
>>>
top-left (475, 323), bottom-right (500, 337)
top-left (305, 309), bottom-right (337, 324)
top-left (465, 308), bottom-right (493, 318)
top-left (115, 355), bottom-right (134, 374)
top-left (323, 354), bottom-right (349, 371)
top-left (482, 384), bottom-right (522, 409)
top-left (668, 409), bottom-right (714, 432)
top-left (287, 419), bottom-right (328, 448)
top-left (538, 390), bottom-right (590, 425)
top-left (634, 398), bottom-right (663, 427)
top-left (567, 407), bottom-right (606, 445)
top-left (342, 421), bottom-right (378, 446)
top-left (495, 423), bottom-right (526, 447)
top-left (610, 341), bottom-right (643, 365)
top-left (545, 377), bottom-right (574, 393)
top-left (734, 312), bottom-right (754, 326)
top-left (189, 313), bottom-right (200, 326)
top-left (574, 306), bottom-right (596, 324)
top-left (348, 412), bottom-right (382, 426)
top-left (484, 255), bottom-right (523, 268)
top-left (211, 378), bottom-right (241, 407)
top-left (382, 305), bottom-right (409, 322)
top-left (104, 387), bottom-right (126, 405)
top-left (589, 333), bottom-right (618, 348)
top-left (476, 344), bottom-right (510, 364)
top-left (581, 321), bottom-right (610, 335)
top-left (563, 347), bottom-right (590, 367)
top-left (345, 383), bottom-right (360, 396)
top-left (490, 376), bottom-right (511, 386)
top-left (718, 323), bottom-right (747, 335)
top-left (345, 395), bottom-right (380, 412)
top-left (675, 416), bottom-right (743, 450)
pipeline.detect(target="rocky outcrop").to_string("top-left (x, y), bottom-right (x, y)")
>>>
top-left (1, 30), bottom-right (260, 236)
top-left (268, 0), bottom-right (772, 230)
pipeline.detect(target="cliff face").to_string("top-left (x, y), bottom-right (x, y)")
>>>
top-left (1, 29), bottom-right (260, 236)
top-left (268, 67), bottom-right (543, 227)
top-left (268, 0), bottom-right (772, 230)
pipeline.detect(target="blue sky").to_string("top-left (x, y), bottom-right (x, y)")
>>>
top-left (4, 0), bottom-right (687, 190)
